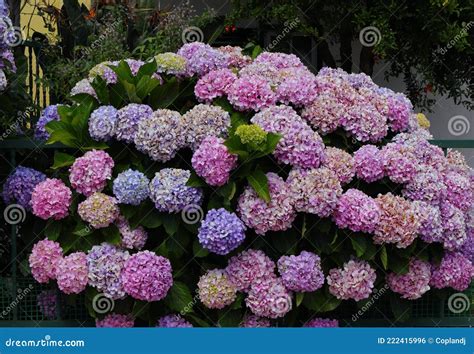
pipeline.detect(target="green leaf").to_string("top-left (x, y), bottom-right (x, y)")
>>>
top-left (121, 81), bottom-right (141, 103)
top-left (44, 221), bottom-right (62, 241)
top-left (136, 60), bottom-right (157, 78)
top-left (296, 293), bottom-right (304, 307)
top-left (90, 76), bottom-right (110, 104)
top-left (193, 239), bottom-right (209, 258)
top-left (119, 204), bottom-right (138, 220)
top-left (51, 151), bottom-right (76, 170)
top-left (218, 310), bottom-right (242, 327)
top-left (213, 97), bottom-right (233, 112)
top-left (303, 290), bottom-right (341, 312)
top-left (110, 60), bottom-right (134, 83)
top-left (132, 301), bottom-right (151, 321)
top-left (186, 171), bottom-right (207, 187)
top-left (216, 181), bottom-right (236, 201)
top-left (251, 45), bottom-right (263, 59)
top-left (389, 293), bottom-right (411, 322)
top-left (380, 245), bottom-right (388, 270)
top-left (140, 210), bottom-right (163, 229)
top-left (148, 77), bottom-right (180, 109)
top-left (164, 281), bottom-right (194, 313)
top-left (350, 236), bottom-right (367, 257)
top-left (247, 168), bottom-right (270, 202)
top-left (163, 215), bottom-right (179, 236)
top-left (229, 112), bottom-right (249, 134)
top-left (389, 254), bottom-right (410, 275)
top-left (263, 133), bottom-right (282, 154)
top-left (73, 221), bottom-right (92, 237)
top-left (224, 134), bottom-right (249, 159)
top-left (101, 224), bottom-right (121, 245)
top-left (136, 76), bottom-right (161, 100)
top-left (188, 314), bottom-right (210, 327)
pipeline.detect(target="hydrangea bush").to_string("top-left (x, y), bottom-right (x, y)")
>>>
top-left (5, 42), bottom-right (471, 327)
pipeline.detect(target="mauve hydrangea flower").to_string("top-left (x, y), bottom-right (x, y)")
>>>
top-left (246, 278), bottom-right (293, 319)
top-left (277, 251), bottom-right (324, 292)
top-left (157, 315), bottom-right (193, 328)
top-left (87, 243), bottom-right (130, 300)
top-left (239, 62), bottom-right (282, 86)
top-left (287, 167), bottom-right (342, 217)
top-left (276, 68), bottom-right (318, 106)
top-left (413, 201), bottom-right (443, 243)
top-left (121, 251), bottom-right (173, 301)
top-left (446, 149), bottom-right (471, 175)
top-left (443, 171), bottom-right (472, 212)
top-left (182, 104), bottom-right (231, 150)
top-left (251, 105), bottom-right (325, 169)
top-left (116, 216), bottom-right (148, 250)
top-left (154, 53), bottom-right (187, 75)
top-left (78, 193), bottom-right (119, 229)
top-left (0, 69), bottom-right (6, 90)
top-left (177, 42), bottom-right (227, 76)
top-left (402, 166), bottom-right (446, 205)
top-left (440, 202), bottom-right (467, 251)
top-left (35, 105), bottom-right (61, 141)
top-left (56, 252), bottom-right (88, 294)
top-left (381, 143), bottom-right (418, 184)
top-left (29, 239), bottom-right (63, 283)
top-left (37, 290), bottom-right (58, 319)
top-left (31, 178), bottom-right (72, 220)
top-left (192, 136), bottom-right (237, 187)
top-left (327, 260), bottom-right (376, 301)
top-left (198, 208), bottom-right (246, 255)
top-left (430, 252), bottom-right (474, 291)
top-left (385, 91), bottom-right (413, 132)
top-left (237, 172), bottom-right (296, 235)
top-left (254, 52), bottom-right (303, 69)
top-left (373, 193), bottom-right (419, 248)
top-left (304, 318), bottom-right (339, 328)
top-left (149, 168), bottom-right (203, 213)
top-left (340, 104), bottom-right (387, 143)
top-left (461, 234), bottom-right (474, 262)
top-left (88, 105), bottom-right (118, 141)
top-left (353, 145), bottom-right (384, 183)
top-left (113, 169), bottom-right (149, 205)
top-left (2, 166), bottom-right (46, 210)
top-left (323, 147), bottom-right (355, 185)
top-left (301, 94), bottom-right (345, 134)
top-left (225, 249), bottom-right (276, 292)
top-left (89, 61), bottom-right (117, 84)
top-left (387, 258), bottom-right (431, 300)
top-left (70, 79), bottom-right (97, 99)
top-left (218, 45), bottom-right (251, 69)
top-left (198, 269), bottom-right (237, 309)
top-left (115, 104), bottom-right (153, 143)
top-left (135, 109), bottom-right (186, 162)
top-left (96, 313), bottom-right (134, 328)
top-left (240, 315), bottom-right (271, 328)
top-left (333, 189), bottom-right (380, 233)
top-left (69, 150), bottom-right (114, 196)
top-left (227, 76), bottom-right (276, 111)
top-left (194, 68), bottom-right (237, 102)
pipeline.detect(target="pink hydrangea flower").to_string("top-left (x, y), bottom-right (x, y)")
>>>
top-left (198, 269), bottom-right (236, 309)
top-left (227, 76), bottom-right (276, 111)
top-left (78, 193), bottom-right (119, 229)
top-left (353, 145), bottom-right (384, 183)
top-left (387, 258), bottom-right (431, 299)
top-left (327, 260), bottom-right (376, 301)
top-left (430, 252), bottom-right (474, 291)
top-left (301, 94), bottom-right (344, 134)
top-left (304, 318), bottom-right (339, 327)
top-left (246, 278), bottom-right (293, 319)
top-left (96, 313), bottom-right (134, 328)
top-left (69, 150), bottom-right (114, 196)
top-left (55, 252), bottom-right (88, 294)
top-left (194, 68), bottom-right (237, 102)
top-left (323, 147), bottom-right (355, 185)
top-left (29, 239), bottom-right (63, 283)
top-left (240, 315), bottom-right (271, 328)
top-left (191, 136), bottom-right (237, 186)
top-left (30, 178), bottom-right (72, 220)
top-left (333, 189), bottom-right (380, 233)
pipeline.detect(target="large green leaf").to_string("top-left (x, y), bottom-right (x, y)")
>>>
top-left (247, 168), bottom-right (270, 202)
top-left (164, 281), bottom-right (194, 313)
top-left (351, 236), bottom-right (367, 257)
top-left (51, 151), bottom-right (76, 170)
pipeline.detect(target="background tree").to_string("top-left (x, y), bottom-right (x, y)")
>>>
top-left (227, 0), bottom-right (474, 111)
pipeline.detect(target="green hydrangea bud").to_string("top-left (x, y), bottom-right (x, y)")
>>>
top-left (235, 124), bottom-right (268, 146)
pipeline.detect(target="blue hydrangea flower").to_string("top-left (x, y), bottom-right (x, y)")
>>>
top-left (89, 105), bottom-right (118, 141)
top-left (34, 105), bottom-right (61, 141)
top-left (149, 168), bottom-right (203, 213)
top-left (2, 166), bottom-right (46, 210)
top-left (113, 169), bottom-right (149, 205)
top-left (198, 208), bottom-right (246, 255)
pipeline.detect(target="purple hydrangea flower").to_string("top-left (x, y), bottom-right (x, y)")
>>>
top-left (2, 166), bottom-right (46, 210)
top-left (115, 104), bottom-right (153, 143)
top-left (88, 105), bottom-right (118, 141)
top-left (387, 258), bottom-right (431, 300)
top-left (327, 260), bottom-right (376, 301)
top-left (353, 145), bottom-right (384, 183)
top-left (198, 208), bottom-right (246, 255)
top-left (304, 318), bottom-right (339, 328)
top-left (333, 189), bottom-right (380, 233)
top-left (430, 252), bottom-right (474, 291)
top-left (277, 251), bottom-right (324, 292)
top-left (157, 315), bottom-right (193, 328)
top-left (113, 169), bottom-right (149, 205)
top-left (35, 105), bottom-right (61, 141)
